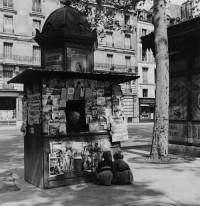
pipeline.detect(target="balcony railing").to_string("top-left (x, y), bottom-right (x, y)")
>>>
top-left (94, 63), bottom-right (138, 74)
top-left (0, 54), bottom-right (41, 66)
top-left (3, 27), bottom-right (14, 34)
top-left (2, 83), bottom-right (14, 90)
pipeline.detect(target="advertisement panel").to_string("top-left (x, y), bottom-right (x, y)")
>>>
top-left (191, 75), bottom-right (200, 120)
top-left (44, 48), bottom-right (63, 71)
top-left (66, 47), bottom-right (90, 72)
top-left (169, 77), bottom-right (187, 120)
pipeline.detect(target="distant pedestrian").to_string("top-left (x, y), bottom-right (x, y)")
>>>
top-left (113, 151), bottom-right (133, 184)
top-left (96, 151), bottom-right (113, 186)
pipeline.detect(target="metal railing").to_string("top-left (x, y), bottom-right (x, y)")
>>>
top-left (0, 54), bottom-right (41, 65)
top-left (94, 63), bottom-right (138, 73)
top-left (2, 83), bottom-right (14, 90)
top-left (3, 27), bottom-right (14, 34)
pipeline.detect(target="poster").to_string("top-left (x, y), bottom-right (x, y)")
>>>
top-left (66, 47), bottom-right (90, 72)
top-left (49, 139), bottom-right (110, 176)
top-left (191, 75), bottom-right (200, 120)
top-left (169, 77), bottom-right (187, 120)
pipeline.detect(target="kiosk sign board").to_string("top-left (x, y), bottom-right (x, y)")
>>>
top-left (44, 49), bottom-right (63, 71)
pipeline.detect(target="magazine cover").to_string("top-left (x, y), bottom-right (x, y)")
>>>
top-left (59, 110), bottom-right (66, 120)
top-left (97, 89), bottom-right (104, 97)
top-left (72, 141), bottom-right (84, 160)
top-left (90, 80), bottom-right (96, 89)
top-left (49, 154), bottom-right (64, 177)
top-left (42, 95), bottom-right (53, 106)
top-left (52, 95), bottom-right (60, 106)
top-left (61, 88), bottom-right (67, 101)
top-left (82, 142), bottom-right (93, 171)
top-left (48, 120), bottom-right (60, 135)
top-left (100, 138), bottom-right (111, 151)
top-left (85, 88), bottom-right (93, 100)
top-left (67, 87), bottom-right (75, 100)
top-left (59, 121), bottom-right (67, 134)
top-left (97, 97), bottom-right (106, 106)
top-left (50, 141), bottom-right (64, 153)
top-left (51, 111), bottom-right (59, 120)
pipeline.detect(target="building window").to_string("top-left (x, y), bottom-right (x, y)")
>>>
top-left (125, 15), bottom-right (130, 25)
top-left (3, 0), bottom-right (13, 8)
top-left (4, 42), bottom-right (13, 59)
top-left (3, 16), bottom-right (13, 33)
top-left (32, 0), bottom-right (41, 13)
top-left (106, 32), bottom-right (113, 47)
top-left (107, 54), bottom-right (113, 67)
top-left (32, 20), bottom-right (41, 36)
top-left (33, 46), bottom-right (41, 64)
top-left (143, 89), bottom-right (148, 97)
top-left (125, 56), bottom-right (131, 69)
top-left (125, 34), bottom-right (131, 49)
top-left (142, 67), bottom-right (148, 83)
top-left (3, 66), bottom-right (15, 88)
top-left (186, 1), bottom-right (192, 18)
top-left (142, 29), bottom-right (147, 37)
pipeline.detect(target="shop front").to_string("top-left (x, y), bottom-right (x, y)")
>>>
top-left (139, 98), bottom-right (155, 122)
top-left (0, 91), bottom-right (23, 126)
top-left (9, 3), bottom-right (139, 189)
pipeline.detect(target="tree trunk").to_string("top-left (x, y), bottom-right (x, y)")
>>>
top-left (150, 0), bottom-right (169, 159)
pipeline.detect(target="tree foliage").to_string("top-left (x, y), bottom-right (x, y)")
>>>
top-left (64, 0), bottom-right (146, 37)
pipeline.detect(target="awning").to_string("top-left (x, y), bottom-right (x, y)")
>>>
top-left (8, 69), bottom-right (139, 84)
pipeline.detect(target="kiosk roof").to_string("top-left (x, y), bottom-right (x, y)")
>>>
top-left (8, 69), bottom-right (139, 84)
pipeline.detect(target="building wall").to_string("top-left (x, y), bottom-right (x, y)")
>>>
top-left (136, 10), bottom-right (156, 122)
top-left (0, 0), bottom-right (60, 126)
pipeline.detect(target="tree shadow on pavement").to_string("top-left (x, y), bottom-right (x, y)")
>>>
top-left (0, 178), bottom-right (168, 206)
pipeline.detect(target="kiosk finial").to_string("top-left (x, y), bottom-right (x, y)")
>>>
top-left (63, 0), bottom-right (71, 6)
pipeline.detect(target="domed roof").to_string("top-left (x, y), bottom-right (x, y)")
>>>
top-left (42, 5), bottom-right (90, 33)
top-left (35, 2), bottom-right (97, 46)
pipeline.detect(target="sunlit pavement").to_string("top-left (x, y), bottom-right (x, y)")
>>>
top-left (0, 125), bottom-right (200, 206)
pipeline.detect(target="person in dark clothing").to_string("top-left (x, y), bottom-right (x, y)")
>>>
top-left (96, 151), bottom-right (113, 186)
top-left (113, 151), bottom-right (133, 184)
top-left (66, 100), bottom-right (88, 133)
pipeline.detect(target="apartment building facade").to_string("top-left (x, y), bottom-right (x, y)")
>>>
top-left (137, 9), bottom-right (156, 122)
top-left (0, 0), bottom-right (60, 126)
top-left (93, 7), bottom-right (139, 123)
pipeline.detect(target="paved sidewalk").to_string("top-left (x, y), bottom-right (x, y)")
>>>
top-left (0, 148), bottom-right (200, 206)
top-left (0, 128), bottom-right (200, 206)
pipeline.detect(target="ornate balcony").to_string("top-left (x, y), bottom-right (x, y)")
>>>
top-left (0, 54), bottom-right (41, 66)
top-left (2, 83), bottom-right (14, 90)
top-left (94, 63), bottom-right (138, 74)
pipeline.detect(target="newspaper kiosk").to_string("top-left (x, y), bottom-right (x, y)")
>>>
top-left (9, 2), bottom-right (139, 189)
